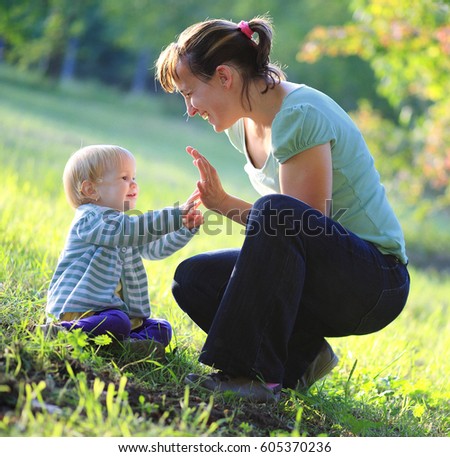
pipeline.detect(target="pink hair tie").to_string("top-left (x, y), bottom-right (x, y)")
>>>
top-left (238, 20), bottom-right (253, 40)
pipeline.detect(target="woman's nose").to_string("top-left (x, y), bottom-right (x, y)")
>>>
top-left (186, 99), bottom-right (198, 117)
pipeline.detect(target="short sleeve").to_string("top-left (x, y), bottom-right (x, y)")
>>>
top-left (272, 104), bottom-right (336, 164)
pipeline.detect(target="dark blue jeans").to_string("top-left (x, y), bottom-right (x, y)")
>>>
top-left (172, 195), bottom-right (410, 388)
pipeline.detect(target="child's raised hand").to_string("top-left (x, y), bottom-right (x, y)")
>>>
top-left (182, 207), bottom-right (204, 229)
top-left (180, 190), bottom-right (204, 229)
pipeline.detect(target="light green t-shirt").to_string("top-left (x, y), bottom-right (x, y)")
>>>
top-left (225, 85), bottom-right (408, 264)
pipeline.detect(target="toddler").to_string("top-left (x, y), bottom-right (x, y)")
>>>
top-left (43, 144), bottom-right (203, 356)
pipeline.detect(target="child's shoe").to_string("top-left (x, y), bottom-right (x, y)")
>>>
top-left (106, 338), bottom-right (166, 362)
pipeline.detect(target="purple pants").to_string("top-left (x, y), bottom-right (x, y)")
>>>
top-left (59, 309), bottom-right (172, 347)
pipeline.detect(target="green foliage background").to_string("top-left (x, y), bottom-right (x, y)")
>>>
top-left (1, 0), bottom-right (447, 205)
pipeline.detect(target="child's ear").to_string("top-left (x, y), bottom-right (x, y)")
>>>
top-left (80, 180), bottom-right (99, 201)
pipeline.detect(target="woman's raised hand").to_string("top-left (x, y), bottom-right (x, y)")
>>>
top-left (186, 146), bottom-right (228, 212)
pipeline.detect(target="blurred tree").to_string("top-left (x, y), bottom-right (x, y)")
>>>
top-left (298, 0), bottom-right (450, 206)
top-left (0, 0), bottom-right (100, 79)
top-left (0, 0), bottom-right (49, 70)
top-left (267, 0), bottom-right (387, 112)
top-left (59, 1), bottom-right (100, 83)
top-left (0, 0), bottom-right (379, 109)
top-left (97, 0), bottom-right (234, 92)
top-left (0, 0), bottom-right (393, 116)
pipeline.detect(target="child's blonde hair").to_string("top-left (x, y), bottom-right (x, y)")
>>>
top-left (63, 144), bottom-right (134, 208)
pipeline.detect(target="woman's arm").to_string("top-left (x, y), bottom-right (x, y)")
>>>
top-left (279, 142), bottom-right (332, 216)
top-left (213, 194), bottom-right (252, 226)
top-left (186, 142), bottom-right (332, 223)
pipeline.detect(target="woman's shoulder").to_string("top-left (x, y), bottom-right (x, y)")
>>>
top-left (272, 86), bottom-right (340, 162)
top-left (273, 83), bottom-right (355, 141)
top-left (273, 86), bottom-right (336, 137)
top-left (280, 84), bottom-right (353, 127)
top-left (279, 84), bottom-right (336, 111)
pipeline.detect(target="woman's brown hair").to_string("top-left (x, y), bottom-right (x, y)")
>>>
top-left (155, 16), bottom-right (286, 110)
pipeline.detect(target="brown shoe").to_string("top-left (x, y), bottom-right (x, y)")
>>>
top-left (297, 341), bottom-right (339, 391)
top-left (106, 338), bottom-right (166, 362)
top-left (185, 372), bottom-right (281, 402)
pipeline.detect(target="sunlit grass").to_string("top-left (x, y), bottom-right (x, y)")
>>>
top-left (0, 64), bottom-right (449, 437)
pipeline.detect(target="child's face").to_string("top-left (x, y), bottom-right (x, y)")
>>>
top-left (96, 155), bottom-right (138, 211)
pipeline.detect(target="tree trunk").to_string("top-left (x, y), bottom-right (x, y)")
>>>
top-left (131, 48), bottom-right (151, 94)
top-left (60, 37), bottom-right (79, 83)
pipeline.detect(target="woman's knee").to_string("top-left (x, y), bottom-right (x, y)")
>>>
top-left (249, 194), bottom-right (313, 235)
top-left (253, 194), bottom-right (311, 213)
top-left (172, 252), bottom-right (231, 303)
top-left (172, 250), bottom-right (238, 320)
top-left (173, 257), bottom-right (195, 287)
top-left (172, 257), bottom-right (197, 305)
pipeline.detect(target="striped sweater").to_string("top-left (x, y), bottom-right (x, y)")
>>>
top-left (46, 203), bottom-right (196, 320)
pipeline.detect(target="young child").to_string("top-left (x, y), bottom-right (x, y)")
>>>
top-left (43, 144), bottom-right (203, 356)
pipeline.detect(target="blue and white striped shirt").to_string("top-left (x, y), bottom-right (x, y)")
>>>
top-left (47, 203), bottom-right (196, 320)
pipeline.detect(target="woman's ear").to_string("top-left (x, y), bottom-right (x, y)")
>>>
top-left (216, 65), bottom-right (233, 89)
top-left (80, 180), bottom-right (99, 201)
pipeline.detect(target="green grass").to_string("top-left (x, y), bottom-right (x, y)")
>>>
top-left (0, 64), bottom-right (449, 437)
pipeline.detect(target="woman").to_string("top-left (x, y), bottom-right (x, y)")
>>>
top-left (155, 17), bottom-right (410, 402)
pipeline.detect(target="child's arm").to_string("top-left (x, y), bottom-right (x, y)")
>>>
top-left (140, 195), bottom-right (204, 260)
top-left (75, 205), bottom-right (184, 247)
top-left (139, 226), bottom-right (198, 260)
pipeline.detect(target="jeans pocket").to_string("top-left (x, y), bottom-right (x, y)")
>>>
top-left (353, 280), bottom-right (409, 335)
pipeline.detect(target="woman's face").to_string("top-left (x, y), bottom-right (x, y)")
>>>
top-left (174, 61), bottom-right (242, 133)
